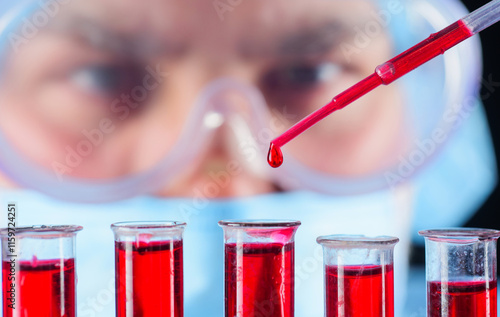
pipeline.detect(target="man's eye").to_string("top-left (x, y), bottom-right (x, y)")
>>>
top-left (262, 63), bottom-right (340, 90)
top-left (70, 64), bottom-right (143, 96)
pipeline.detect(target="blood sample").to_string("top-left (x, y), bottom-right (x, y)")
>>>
top-left (111, 221), bottom-right (186, 317)
top-left (428, 280), bottom-right (497, 317)
top-left (224, 243), bottom-right (294, 317)
top-left (219, 219), bottom-right (300, 317)
top-left (420, 228), bottom-right (500, 317)
top-left (317, 235), bottom-right (399, 317)
top-left (2, 259), bottom-right (76, 317)
top-left (267, 142), bottom-right (283, 168)
top-left (325, 264), bottom-right (394, 317)
top-left (0, 225), bottom-right (82, 317)
top-left (115, 240), bottom-right (183, 316)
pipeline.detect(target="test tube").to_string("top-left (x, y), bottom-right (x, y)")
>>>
top-left (219, 219), bottom-right (301, 317)
top-left (419, 228), bottom-right (500, 317)
top-left (111, 221), bottom-right (185, 317)
top-left (0, 225), bottom-right (82, 317)
top-left (317, 235), bottom-right (399, 317)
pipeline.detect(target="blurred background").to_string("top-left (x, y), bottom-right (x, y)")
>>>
top-left (411, 0), bottom-right (500, 264)
top-left (463, 0), bottom-right (500, 229)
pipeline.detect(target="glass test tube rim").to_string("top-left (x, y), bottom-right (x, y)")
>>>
top-left (0, 224), bottom-right (83, 238)
top-left (218, 219), bottom-right (301, 228)
top-left (419, 228), bottom-right (500, 242)
top-left (111, 220), bottom-right (186, 232)
top-left (317, 234), bottom-right (399, 248)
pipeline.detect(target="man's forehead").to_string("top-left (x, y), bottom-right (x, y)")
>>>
top-left (58, 0), bottom-right (377, 32)
top-left (41, 0), bottom-right (381, 58)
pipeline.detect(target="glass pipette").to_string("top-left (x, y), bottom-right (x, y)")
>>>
top-left (268, 0), bottom-right (500, 168)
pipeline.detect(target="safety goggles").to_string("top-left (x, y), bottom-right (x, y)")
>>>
top-left (0, 0), bottom-right (481, 202)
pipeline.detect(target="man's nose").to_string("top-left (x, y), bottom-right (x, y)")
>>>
top-left (156, 78), bottom-right (277, 198)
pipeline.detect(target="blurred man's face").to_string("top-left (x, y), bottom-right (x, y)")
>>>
top-left (0, 0), bottom-right (403, 196)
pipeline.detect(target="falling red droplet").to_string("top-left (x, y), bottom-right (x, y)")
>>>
top-left (267, 142), bottom-right (283, 168)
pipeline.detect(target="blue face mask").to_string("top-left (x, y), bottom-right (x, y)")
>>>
top-left (0, 188), bottom-right (414, 317)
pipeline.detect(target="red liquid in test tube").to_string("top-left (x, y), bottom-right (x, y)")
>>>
top-left (0, 225), bottom-right (82, 317)
top-left (2, 259), bottom-right (76, 317)
top-left (420, 229), bottom-right (500, 317)
top-left (428, 280), bottom-right (497, 317)
top-left (225, 243), bottom-right (295, 317)
top-left (111, 221), bottom-right (185, 317)
top-left (317, 235), bottom-right (398, 317)
top-left (219, 220), bottom-right (300, 317)
top-left (325, 264), bottom-right (394, 317)
top-left (115, 240), bottom-right (183, 317)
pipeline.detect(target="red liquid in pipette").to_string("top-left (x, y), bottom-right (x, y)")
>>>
top-left (267, 20), bottom-right (473, 168)
top-left (325, 264), bottom-right (394, 317)
top-left (225, 243), bottom-right (294, 317)
top-left (2, 259), bottom-right (76, 317)
top-left (267, 142), bottom-right (283, 168)
top-left (115, 240), bottom-right (183, 317)
top-left (428, 280), bottom-right (497, 317)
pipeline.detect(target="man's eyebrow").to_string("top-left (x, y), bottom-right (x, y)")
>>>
top-left (45, 17), bottom-right (183, 57)
top-left (277, 22), bottom-right (347, 56)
